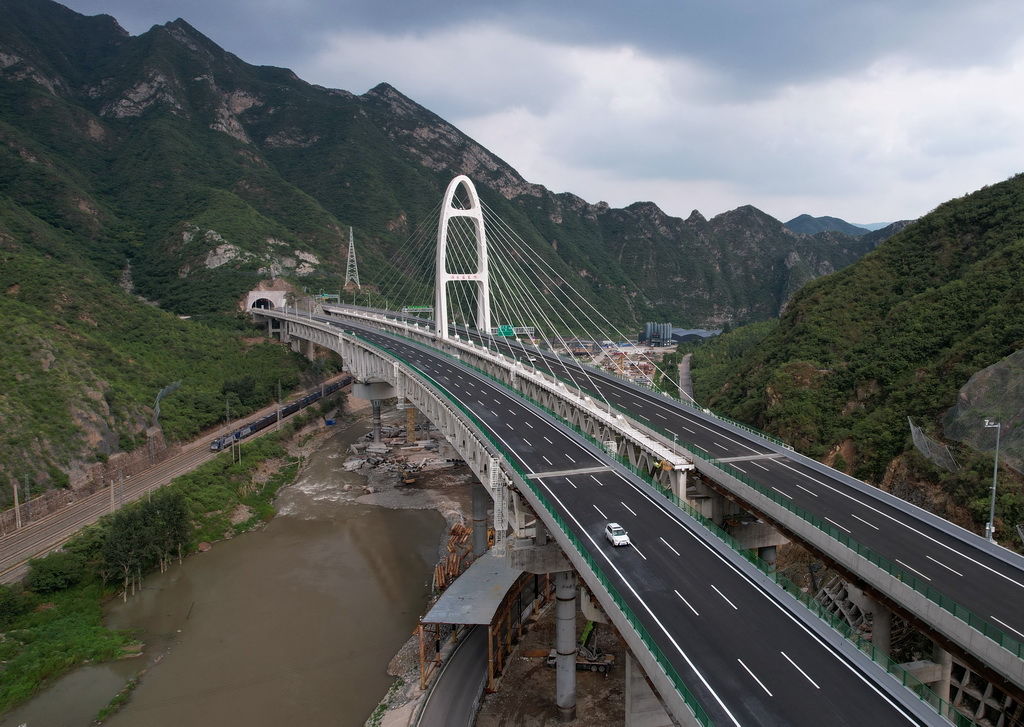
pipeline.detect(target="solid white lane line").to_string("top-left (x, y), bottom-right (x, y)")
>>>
top-left (774, 459), bottom-right (1024, 591)
top-left (622, 503), bottom-right (638, 517)
top-left (895, 559), bottom-right (932, 581)
top-left (737, 659), bottom-right (773, 696)
top-left (772, 487), bottom-right (793, 499)
top-left (992, 616), bottom-right (1024, 641)
top-left (926, 556), bottom-right (964, 577)
top-left (711, 585), bottom-right (738, 610)
top-left (674, 590), bottom-right (700, 616)
top-left (590, 475), bottom-right (604, 487)
top-left (851, 514), bottom-right (879, 530)
top-left (593, 505), bottom-right (607, 519)
top-left (781, 651), bottom-right (820, 689)
top-left (660, 537), bottom-right (680, 556)
top-left (796, 484), bottom-right (819, 497)
top-left (825, 517), bottom-right (851, 534)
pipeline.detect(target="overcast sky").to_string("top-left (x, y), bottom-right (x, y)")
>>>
top-left (60, 0), bottom-right (1024, 224)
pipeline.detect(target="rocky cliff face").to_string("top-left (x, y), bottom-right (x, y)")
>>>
top-left (0, 0), bottom-right (894, 327)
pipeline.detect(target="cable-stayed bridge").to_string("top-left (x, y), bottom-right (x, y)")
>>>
top-left (252, 176), bottom-right (1024, 726)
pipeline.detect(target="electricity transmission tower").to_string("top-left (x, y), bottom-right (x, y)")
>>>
top-left (344, 227), bottom-right (361, 290)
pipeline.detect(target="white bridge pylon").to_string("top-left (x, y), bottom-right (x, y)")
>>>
top-left (435, 175), bottom-right (490, 340)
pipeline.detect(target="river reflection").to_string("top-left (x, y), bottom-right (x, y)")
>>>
top-left (2, 422), bottom-right (443, 727)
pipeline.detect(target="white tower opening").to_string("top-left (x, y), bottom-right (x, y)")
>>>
top-left (435, 175), bottom-right (490, 340)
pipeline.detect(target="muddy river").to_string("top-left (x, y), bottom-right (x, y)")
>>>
top-left (1, 422), bottom-right (444, 727)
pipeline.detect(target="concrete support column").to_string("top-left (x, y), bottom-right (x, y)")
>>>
top-left (757, 545), bottom-right (777, 567)
top-left (871, 602), bottom-right (893, 657)
top-left (555, 570), bottom-right (578, 722)
top-left (625, 652), bottom-right (673, 727)
top-left (472, 482), bottom-right (488, 558)
top-left (931, 641), bottom-right (953, 704)
top-left (710, 491), bottom-right (725, 527)
top-left (371, 399), bottom-right (383, 443)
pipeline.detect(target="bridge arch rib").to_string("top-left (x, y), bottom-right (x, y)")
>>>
top-left (435, 175), bottom-right (490, 341)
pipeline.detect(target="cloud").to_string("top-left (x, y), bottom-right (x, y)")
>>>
top-left (58, 0), bottom-right (1024, 222)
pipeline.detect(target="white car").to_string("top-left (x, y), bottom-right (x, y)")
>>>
top-left (604, 522), bottom-right (630, 547)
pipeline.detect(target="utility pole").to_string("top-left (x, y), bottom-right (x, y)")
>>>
top-left (277, 380), bottom-right (282, 431)
top-left (984, 419), bottom-right (1001, 542)
top-left (23, 475), bottom-right (30, 523)
top-left (12, 481), bottom-right (21, 529)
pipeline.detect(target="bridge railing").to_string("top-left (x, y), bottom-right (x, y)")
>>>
top-left (365, 327), bottom-right (971, 723)
top-left (346, 333), bottom-right (717, 727)
top-left (683, 447), bottom-right (1024, 663)
top-left (543, 358), bottom-right (1024, 666)
top-left (318, 316), bottom-right (986, 721)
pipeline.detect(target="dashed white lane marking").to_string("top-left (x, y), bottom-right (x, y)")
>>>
top-left (593, 504), bottom-right (607, 519)
top-left (738, 659), bottom-right (773, 696)
top-left (851, 514), bottom-right (879, 530)
top-left (733, 465), bottom-right (747, 474)
top-left (752, 461), bottom-right (771, 471)
top-left (631, 544), bottom-right (647, 561)
top-left (674, 590), bottom-right (700, 616)
top-left (542, 456), bottom-right (553, 466)
top-left (660, 537), bottom-right (680, 556)
top-left (781, 651), bottom-right (820, 689)
top-left (774, 459), bottom-right (1024, 592)
top-left (772, 486), bottom-right (793, 499)
top-left (711, 585), bottom-right (738, 610)
top-left (796, 484), bottom-right (819, 497)
top-left (895, 559), bottom-right (932, 581)
top-left (622, 503), bottom-right (638, 517)
top-left (590, 475), bottom-right (604, 487)
top-left (926, 555), bottom-right (963, 577)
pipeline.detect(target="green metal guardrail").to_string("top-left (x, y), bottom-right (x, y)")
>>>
top-left (343, 331), bottom-right (717, 726)
top-left (379, 325), bottom-right (1024, 662)
top-left (535, 349), bottom-right (1024, 668)
top-left (343, 324), bottom-right (974, 724)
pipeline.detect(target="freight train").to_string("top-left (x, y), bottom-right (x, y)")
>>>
top-left (210, 376), bottom-right (352, 451)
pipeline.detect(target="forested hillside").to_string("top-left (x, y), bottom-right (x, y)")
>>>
top-left (690, 175), bottom-right (1024, 539)
top-left (0, 0), bottom-right (893, 497)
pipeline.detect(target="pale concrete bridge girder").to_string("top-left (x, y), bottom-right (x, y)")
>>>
top-left (323, 308), bottom-right (696, 497)
top-left (257, 310), bottom-right (697, 725)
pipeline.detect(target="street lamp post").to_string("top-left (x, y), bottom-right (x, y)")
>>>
top-left (984, 419), bottom-right (1001, 543)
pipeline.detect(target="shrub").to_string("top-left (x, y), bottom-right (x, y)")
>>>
top-left (26, 551), bottom-right (88, 594)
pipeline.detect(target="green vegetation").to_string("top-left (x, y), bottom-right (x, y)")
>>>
top-left (690, 175), bottom-right (1024, 539)
top-left (0, 430), bottom-right (309, 715)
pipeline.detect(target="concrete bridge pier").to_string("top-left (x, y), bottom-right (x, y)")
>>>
top-left (351, 380), bottom-right (397, 444)
top-left (625, 652), bottom-right (674, 727)
top-left (931, 641), bottom-right (953, 704)
top-left (555, 570), bottom-right (578, 722)
top-left (472, 482), bottom-right (489, 558)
